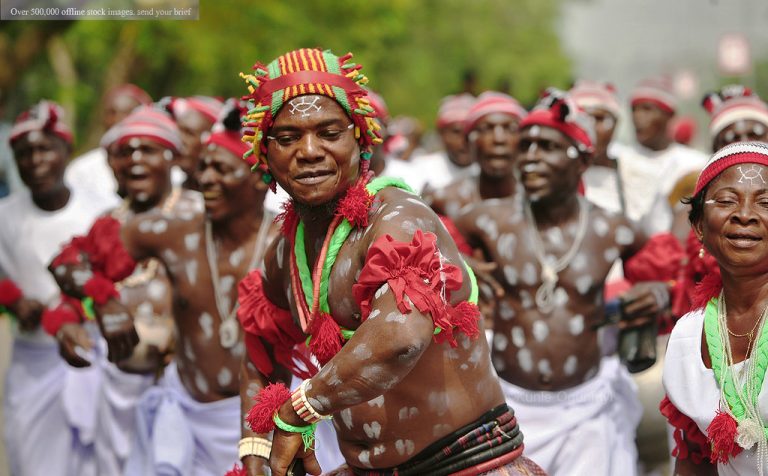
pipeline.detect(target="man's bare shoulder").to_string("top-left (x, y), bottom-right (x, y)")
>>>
top-left (128, 190), bottom-right (204, 232)
top-left (261, 231), bottom-right (291, 308)
top-left (369, 186), bottom-right (442, 239)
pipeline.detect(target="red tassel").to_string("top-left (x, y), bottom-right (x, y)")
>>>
top-left (336, 179), bottom-right (373, 228)
top-left (691, 272), bottom-right (723, 311)
top-left (87, 217), bottom-right (136, 281)
top-left (706, 410), bottom-right (741, 464)
top-left (50, 238), bottom-right (86, 267)
top-left (246, 383), bottom-right (291, 433)
top-left (0, 278), bottom-right (22, 307)
top-left (450, 301), bottom-right (481, 340)
top-left (41, 304), bottom-right (81, 337)
top-left (276, 200), bottom-right (298, 238)
top-left (83, 275), bottom-right (119, 305)
top-left (308, 313), bottom-right (343, 365)
top-left (224, 464), bottom-right (247, 476)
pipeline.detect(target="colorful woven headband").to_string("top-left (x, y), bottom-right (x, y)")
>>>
top-left (702, 85), bottom-right (768, 139)
top-left (569, 80), bottom-right (621, 119)
top-left (463, 91), bottom-right (527, 135)
top-left (206, 99), bottom-right (252, 164)
top-left (10, 100), bottom-right (73, 145)
top-left (437, 93), bottom-right (475, 128)
top-left (105, 84), bottom-right (152, 107)
top-left (519, 88), bottom-right (595, 155)
top-left (101, 105), bottom-right (182, 153)
top-left (239, 48), bottom-right (383, 177)
top-left (630, 77), bottom-right (677, 114)
top-left (694, 141), bottom-right (768, 196)
top-left (170, 96), bottom-right (224, 123)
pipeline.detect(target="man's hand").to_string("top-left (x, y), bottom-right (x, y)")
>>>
top-left (57, 322), bottom-right (94, 367)
top-left (243, 455), bottom-right (271, 476)
top-left (269, 404), bottom-right (322, 476)
top-left (13, 297), bottom-right (44, 332)
top-left (620, 281), bottom-right (670, 329)
top-left (95, 299), bottom-right (139, 362)
top-left (48, 254), bottom-right (88, 299)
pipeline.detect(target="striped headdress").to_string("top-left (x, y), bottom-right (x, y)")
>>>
top-left (239, 48), bottom-right (382, 181)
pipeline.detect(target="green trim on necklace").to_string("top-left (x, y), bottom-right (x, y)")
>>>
top-left (704, 297), bottom-right (768, 438)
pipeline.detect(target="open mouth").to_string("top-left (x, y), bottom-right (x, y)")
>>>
top-left (202, 190), bottom-right (223, 201)
top-left (127, 165), bottom-right (150, 182)
top-left (294, 170), bottom-right (334, 185)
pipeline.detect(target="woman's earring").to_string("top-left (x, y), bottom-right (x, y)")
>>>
top-left (699, 247), bottom-right (705, 259)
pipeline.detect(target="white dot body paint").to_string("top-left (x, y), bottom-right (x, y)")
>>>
top-left (353, 343), bottom-right (373, 360)
top-left (199, 312), bottom-right (213, 340)
top-left (532, 320), bottom-right (549, 342)
top-left (162, 248), bottom-right (178, 263)
top-left (232, 168), bottom-right (247, 179)
top-left (569, 315), bottom-right (585, 335)
top-left (538, 358), bottom-right (552, 376)
top-left (152, 220), bottom-right (168, 234)
top-left (229, 247), bottom-right (245, 267)
top-left (363, 421), bottom-right (382, 439)
top-left (493, 355), bottom-right (507, 371)
top-left (72, 269), bottom-right (93, 287)
top-left (195, 372), bottom-right (209, 394)
top-left (183, 339), bottom-right (196, 362)
top-left (521, 262), bottom-right (538, 286)
top-left (546, 227), bottom-right (564, 244)
top-left (476, 215), bottom-right (499, 240)
top-left (563, 355), bottom-right (578, 376)
top-left (493, 333), bottom-right (508, 352)
top-left (593, 217), bottom-right (609, 237)
top-left (529, 125), bottom-right (542, 137)
top-left (517, 348), bottom-right (533, 372)
top-left (357, 450), bottom-right (372, 468)
top-left (385, 311), bottom-right (407, 324)
top-left (433, 423), bottom-right (452, 437)
top-left (55, 266), bottom-right (66, 277)
top-left (276, 239), bottom-right (285, 269)
top-left (468, 344), bottom-right (484, 365)
top-left (604, 247), bottom-right (619, 263)
top-left (340, 408), bottom-right (354, 429)
top-left (184, 233), bottom-right (200, 251)
top-left (615, 225), bottom-right (634, 245)
top-left (497, 233), bottom-right (516, 260)
top-left (554, 287), bottom-right (569, 307)
top-left (129, 138), bottom-right (141, 148)
top-left (503, 265), bottom-right (518, 286)
top-left (575, 275), bottom-right (593, 295)
top-left (231, 341), bottom-right (245, 357)
top-left (367, 395), bottom-right (385, 408)
top-left (395, 439), bottom-right (416, 456)
top-left (138, 220), bottom-right (153, 234)
top-left (217, 367), bottom-right (232, 386)
top-left (498, 301), bottom-right (515, 321)
top-left (374, 283), bottom-right (389, 300)
top-left (511, 326), bottom-right (526, 347)
top-left (428, 391), bottom-right (449, 416)
top-left (571, 253), bottom-right (587, 271)
top-left (147, 280), bottom-right (166, 301)
top-left (520, 290), bottom-right (534, 309)
top-left (373, 444), bottom-right (387, 457)
top-left (219, 275), bottom-right (235, 293)
top-left (367, 309), bottom-right (381, 320)
top-left (185, 260), bottom-right (198, 285)
top-left (135, 302), bottom-right (154, 319)
top-left (335, 257), bottom-right (352, 278)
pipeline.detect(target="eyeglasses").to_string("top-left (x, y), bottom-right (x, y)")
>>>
top-left (266, 123), bottom-right (354, 148)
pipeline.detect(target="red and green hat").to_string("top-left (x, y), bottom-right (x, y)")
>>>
top-left (239, 48), bottom-right (383, 181)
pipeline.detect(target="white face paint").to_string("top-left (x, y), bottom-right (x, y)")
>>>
top-left (737, 164), bottom-right (767, 185)
top-left (569, 314), bottom-right (585, 335)
top-left (532, 320), bottom-right (549, 342)
top-left (566, 146), bottom-right (579, 159)
top-left (163, 149), bottom-right (173, 161)
top-left (129, 137), bottom-right (141, 148)
top-left (288, 96), bottom-right (322, 117)
top-left (517, 348), bottom-right (533, 372)
top-left (529, 125), bottom-right (541, 138)
top-left (511, 326), bottom-right (526, 347)
top-left (493, 332), bottom-right (509, 351)
top-left (184, 233), bottom-right (200, 251)
top-left (503, 265), bottom-right (518, 286)
top-left (563, 355), bottom-right (578, 376)
top-left (232, 168), bottom-right (247, 179)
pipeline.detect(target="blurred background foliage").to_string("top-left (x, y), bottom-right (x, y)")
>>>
top-left (0, 0), bottom-right (572, 153)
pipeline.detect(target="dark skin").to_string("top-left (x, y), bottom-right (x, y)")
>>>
top-left (583, 106), bottom-right (617, 168)
top-left (438, 121), bottom-right (472, 167)
top-left (455, 125), bottom-right (668, 391)
top-left (103, 93), bottom-right (143, 130)
top-left (672, 163), bottom-right (768, 474)
top-left (8, 131), bottom-right (71, 330)
top-left (53, 137), bottom-right (175, 373)
top-left (423, 112), bottom-right (522, 219)
top-left (175, 108), bottom-right (215, 191)
top-left (632, 100), bottom-right (673, 151)
top-left (241, 95), bottom-right (504, 476)
top-left (713, 119), bottom-right (768, 152)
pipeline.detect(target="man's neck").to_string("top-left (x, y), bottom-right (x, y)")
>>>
top-left (130, 181), bottom-right (173, 214)
top-left (591, 150), bottom-right (615, 169)
top-left (530, 193), bottom-right (580, 229)
top-left (478, 173), bottom-right (516, 200)
top-left (640, 136), bottom-right (672, 152)
top-left (210, 207), bottom-right (264, 249)
top-left (32, 185), bottom-right (70, 212)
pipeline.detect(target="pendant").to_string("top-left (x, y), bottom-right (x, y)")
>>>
top-left (535, 264), bottom-right (558, 314)
top-left (736, 417), bottom-right (763, 450)
top-left (219, 318), bottom-right (240, 349)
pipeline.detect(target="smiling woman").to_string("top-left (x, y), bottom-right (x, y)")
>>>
top-left (662, 141), bottom-right (768, 475)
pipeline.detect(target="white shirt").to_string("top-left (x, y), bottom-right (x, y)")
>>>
top-left (64, 147), bottom-right (121, 209)
top-left (664, 309), bottom-right (768, 475)
top-left (410, 150), bottom-right (479, 191)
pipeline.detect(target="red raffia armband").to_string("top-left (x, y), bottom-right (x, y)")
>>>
top-left (352, 230), bottom-right (480, 347)
top-left (245, 383), bottom-right (291, 434)
top-left (0, 279), bottom-right (22, 307)
top-left (86, 216), bottom-right (136, 281)
top-left (83, 275), bottom-right (119, 305)
top-left (50, 236), bottom-right (87, 268)
top-left (659, 395), bottom-right (713, 465)
top-left (237, 270), bottom-right (316, 379)
top-left (41, 302), bottom-right (81, 337)
top-left (224, 464), bottom-right (247, 476)
top-left (624, 232), bottom-right (684, 283)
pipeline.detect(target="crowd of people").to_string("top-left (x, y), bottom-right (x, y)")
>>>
top-left (1, 46), bottom-right (768, 476)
